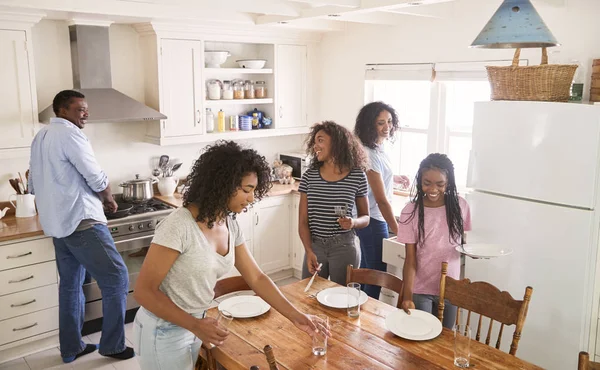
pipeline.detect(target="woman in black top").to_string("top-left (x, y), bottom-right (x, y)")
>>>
top-left (298, 121), bottom-right (370, 285)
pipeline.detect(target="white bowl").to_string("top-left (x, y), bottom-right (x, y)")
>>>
top-left (205, 51), bottom-right (230, 68)
top-left (236, 59), bottom-right (266, 69)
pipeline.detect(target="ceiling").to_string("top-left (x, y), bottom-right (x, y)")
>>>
top-left (0, 0), bottom-right (566, 31)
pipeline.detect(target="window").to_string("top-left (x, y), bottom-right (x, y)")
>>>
top-left (365, 63), bottom-right (495, 189)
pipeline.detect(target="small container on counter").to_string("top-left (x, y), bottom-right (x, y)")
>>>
top-left (244, 80), bottom-right (255, 99)
top-left (255, 81), bottom-right (267, 99)
top-left (233, 80), bottom-right (244, 99)
top-left (252, 112), bottom-right (259, 130)
top-left (222, 80), bottom-right (234, 100)
top-left (229, 115), bottom-right (239, 131)
top-left (207, 79), bottom-right (222, 100)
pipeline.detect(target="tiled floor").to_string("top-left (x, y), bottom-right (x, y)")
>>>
top-left (0, 276), bottom-right (300, 370)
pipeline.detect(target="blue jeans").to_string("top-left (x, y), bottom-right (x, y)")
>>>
top-left (52, 224), bottom-right (129, 358)
top-left (413, 293), bottom-right (457, 329)
top-left (133, 307), bottom-right (206, 370)
top-left (355, 218), bottom-right (389, 299)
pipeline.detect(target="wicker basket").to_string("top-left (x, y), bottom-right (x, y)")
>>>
top-left (486, 48), bottom-right (578, 102)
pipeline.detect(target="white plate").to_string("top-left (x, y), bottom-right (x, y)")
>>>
top-left (455, 243), bottom-right (513, 258)
top-left (218, 295), bottom-right (270, 318)
top-left (385, 309), bottom-right (442, 341)
top-left (316, 287), bottom-right (369, 309)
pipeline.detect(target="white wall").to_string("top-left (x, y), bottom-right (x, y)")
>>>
top-left (318, 0), bottom-right (600, 129)
top-left (0, 20), bottom-right (305, 200)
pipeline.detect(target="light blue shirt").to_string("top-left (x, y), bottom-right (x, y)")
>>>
top-left (364, 145), bottom-right (394, 222)
top-left (29, 117), bottom-right (108, 238)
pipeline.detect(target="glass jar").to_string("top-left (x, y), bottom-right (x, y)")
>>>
top-left (233, 80), bottom-right (244, 100)
top-left (222, 80), bottom-right (233, 100)
top-left (244, 80), bottom-right (255, 99)
top-left (206, 79), bottom-right (221, 100)
top-left (255, 81), bottom-right (267, 99)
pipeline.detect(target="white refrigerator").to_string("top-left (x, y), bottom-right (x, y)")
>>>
top-left (466, 101), bottom-right (600, 370)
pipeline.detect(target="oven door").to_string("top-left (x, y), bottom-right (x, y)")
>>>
top-left (82, 231), bottom-right (154, 303)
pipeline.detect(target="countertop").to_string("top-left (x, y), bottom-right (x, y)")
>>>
top-left (0, 182), bottom-right (301, 243)
top-left (155, 181), bottom-right (301, 208)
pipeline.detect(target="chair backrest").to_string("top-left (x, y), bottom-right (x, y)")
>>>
top-left (346, 264), bottom-right (404, 308)
top-left (264, 345), bottom-right (280, 370)
top-left (438, 262), bottom-right (533, 356)
top-left (213, 276), bottom-right (252, 299)
top-left (579, 351), bottom-right (600, 370)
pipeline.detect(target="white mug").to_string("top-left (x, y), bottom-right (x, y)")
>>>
top-left (8, 194), bottom-right (37, 218)
top-left (158, 177), bottom-right (178, 197)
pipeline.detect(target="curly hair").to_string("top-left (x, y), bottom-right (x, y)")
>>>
top-left (183, 140), bottom-right (272, 228)
top-left (401, 153), bottom-right (464, 246)
top-left (354, 101), bottom-right (399, 149)
top-left (305, 121), bottom-right (367, 171)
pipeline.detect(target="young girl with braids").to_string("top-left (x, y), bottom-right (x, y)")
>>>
top-left (397, 153), bottom-right (471, 329)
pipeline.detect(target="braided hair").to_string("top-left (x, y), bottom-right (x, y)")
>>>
top-left (402, 153), bottom-right (463, 246)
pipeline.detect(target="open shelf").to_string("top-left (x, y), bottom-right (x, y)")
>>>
top-left (205, 98), bottom-right (273, 106)
top-left (204, 68), bottom-right (273, 75)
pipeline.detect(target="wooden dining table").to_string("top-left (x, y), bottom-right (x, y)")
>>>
top-left (207, 277), bottom-right (543, 370)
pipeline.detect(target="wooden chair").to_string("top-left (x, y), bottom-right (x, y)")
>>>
top-left (195, 276), bottom-right (252, 370)
top-left (438, 262), bottom-right (533, 356)
top-left (346, 264), bottom-right (404, 308)
top-left (579, 351), bottom-right (600, 370)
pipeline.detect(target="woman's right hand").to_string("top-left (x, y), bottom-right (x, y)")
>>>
top-left (306, 251), bottom-right (320, 275)
top-left (191, 317), bottom-right (229, 346)
top-left (401, 300), bottom-right (415, 314)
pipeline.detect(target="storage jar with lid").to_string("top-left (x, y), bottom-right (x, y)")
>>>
top-left (207, 79), bottom-right (222, 100)
top-left (255, 81), bottom-right (267, 99)
top-left (233, 80), bottom-right (245, 99)
top-left (244, 80), bottom-right (255, 99)
top-left (222, 80), bottom-right (234, 100)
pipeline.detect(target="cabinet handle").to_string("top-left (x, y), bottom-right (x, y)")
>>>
top-left (195, 109), bottom-right (201, 127)
top-left (6, 251), bottom-right (32, 259)
top-left (11, 299), bottom-right (36, 308)
top-left (256, 214), bottom-right (259, 226)
top-left (279, 106), bottom-right (283, 119)
top-left (13, 322), bottom-right (38, 331)
top-left (9, 275), bottom-right (34, 284)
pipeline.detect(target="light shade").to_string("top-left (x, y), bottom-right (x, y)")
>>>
top-left (470, 0), bottom-right (559, 49)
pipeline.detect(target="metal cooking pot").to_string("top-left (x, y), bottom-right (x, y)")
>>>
top-left (119, 174), bottom-right (158, 203)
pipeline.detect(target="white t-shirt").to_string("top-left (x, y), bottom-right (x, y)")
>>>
top-left (365, 145), bottom-right (394, 222)
top-left (151, 207), bottom-right (245, 314)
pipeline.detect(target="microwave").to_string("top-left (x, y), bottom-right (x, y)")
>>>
top-left (279, 152), bottom-right (310, 179)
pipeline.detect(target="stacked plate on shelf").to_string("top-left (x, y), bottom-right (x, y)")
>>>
top-left (239, 115), bottom-right (253, 131)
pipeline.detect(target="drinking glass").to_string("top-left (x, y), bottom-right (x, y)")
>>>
top-left (333, 205), bottom-right (347, 217)
top-left (347, 282), bottom-right (361, 318)
top-left (217, 310), bottom-right (233, 329)
top-left (312, 314), bottom-right (328, 356)
top-left (453, 324), bottom-right (471, 368)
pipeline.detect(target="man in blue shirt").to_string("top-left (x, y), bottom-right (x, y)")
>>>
top-left (29, 90), bottom-right (134, 363)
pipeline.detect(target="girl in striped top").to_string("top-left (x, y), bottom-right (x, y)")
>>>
top-left (298, 121), bottom-right (370, 285)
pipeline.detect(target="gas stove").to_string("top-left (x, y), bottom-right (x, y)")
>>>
top-left (106, 196), bottom-right (176, 238)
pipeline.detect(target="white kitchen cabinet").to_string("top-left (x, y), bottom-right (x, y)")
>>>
top-left (236, 209), bottom-right (254, 258)
top-left (254, 196), bottom-right (291, 274)
top-left (0, 28), bottom-right (39, 151)
top-left (290, 193), bottom-right (304, 272)
top-left (157, 39), bottom-right (205, 138)
top-left (275, 44), bottom-right (307, 129)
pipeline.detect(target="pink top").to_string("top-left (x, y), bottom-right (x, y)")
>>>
top-left (397, 196), bottom-right (472, 296)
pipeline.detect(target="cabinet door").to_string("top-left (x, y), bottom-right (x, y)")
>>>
top-left (236, 209), bottom-right (254, 258)
top-left (276, 44), bottom-right (306, 129)
top-left (0, 30), bottom-right (37, 149)
top-left (160, 39), bottom-right (204, 137)
top-left (254, 197), bottom-right (291, 273)
top-left (291, 194), bottom-right (304, 271)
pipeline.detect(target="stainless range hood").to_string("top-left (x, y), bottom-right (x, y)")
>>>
top-left (39, 25), bottom-right (166, 123)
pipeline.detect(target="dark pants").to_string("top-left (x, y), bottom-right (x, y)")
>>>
top-left (302, 231), bottom-right (360, 286)
top-left (356, 218), bottom-right (389, 299)
top-left (413, 294), bottom-right (458, 329)
top-left (52, 224), bottom-right (129, 358)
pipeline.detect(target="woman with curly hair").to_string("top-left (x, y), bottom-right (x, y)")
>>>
top-left (353, 101), bottom-right (410, 299)
top-left (133, 141), bottom-right (322, 370)
top-left (299, 121), bottom-right (370, 285)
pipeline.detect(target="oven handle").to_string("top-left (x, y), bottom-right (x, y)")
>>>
top-left (113, 235), bottom-right (154, 245)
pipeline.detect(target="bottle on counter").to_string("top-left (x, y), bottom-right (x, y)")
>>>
top-left (206, 108), bottom-right (214, 133)
top-left (217, 109), bottom-right (225, 132)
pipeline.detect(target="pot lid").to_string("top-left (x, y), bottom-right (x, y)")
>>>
top-left (124, 174), bottom-right (153, 184)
